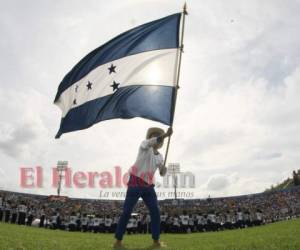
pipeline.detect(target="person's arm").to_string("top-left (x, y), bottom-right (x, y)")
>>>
top-left (140, 127), bottom-right (173, 149)
top-left (157, 127), bottom-right (173, 144)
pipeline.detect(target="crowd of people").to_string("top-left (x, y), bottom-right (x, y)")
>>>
top-left (0, 186), bottom-right (299, 234)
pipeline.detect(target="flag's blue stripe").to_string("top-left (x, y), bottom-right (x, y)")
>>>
top-left (55, 85), bottom-right (175, 138)
top-left (54, 13), bottom-right (181, 103)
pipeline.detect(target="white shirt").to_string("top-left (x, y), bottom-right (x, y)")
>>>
top-left (237, 212), bottom-right (243, 221)
top-left (167, 217), bottom-right (173, 224)
top-left (173, 217), bottom-right (180, 226)
top-left (256, 212), bottom-right (262, 221)
top-left (196, 215), bottom-right (203, 225)
top-left (18, 204), bottom-right (27, 213)
top-left (40, 209), bottom-right (45, 216)
top-left (180, 215), bottom-right (189, 225)
top-left (226, 214), bottom-right (231, 223)
top-left (81, 217), bottom-right (89, 226)
top-left (113, 216), bottom-right (119, 224)
top-left (132, 218), bottom-right (138, 228)
top-left (188, 217), bottom-right (194, 226)
top-left (92, 218), bottom-right (100, 226)
top-left (69, 216), bottom-right (77, 224)
top-left (146, 214), bottom-right (151, 223)
top-left (105, 218), bottom-right (112, 227)
top-left (208, 214), bottom-right (216, 223)
top-left (3, 202), bottom-right (10, 210)
top-left (130, 137), bottom-right (164, 184)
top-left (160, 215), bottom-right (167, 222)
top-left (51, 215), bottom-right (57, 224)
top-left (244, 213), bottom-right (250, 221)
top-left (127, 218), bottom-right (136, 228)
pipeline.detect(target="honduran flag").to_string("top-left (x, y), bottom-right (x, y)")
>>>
top-left (54, 13), bottom-right (182, 138)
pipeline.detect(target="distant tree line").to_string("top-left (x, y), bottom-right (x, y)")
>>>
top-left (266, 169), bottom-right (300, 192)
top-left (293, 170), bottom-right (300, 186)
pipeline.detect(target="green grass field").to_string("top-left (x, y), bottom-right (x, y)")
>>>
top-left (0, 219), bottom-right (300, 250)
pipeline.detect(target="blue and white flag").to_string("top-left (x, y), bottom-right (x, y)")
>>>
top-left (54, 13), bottom-right (182, 138)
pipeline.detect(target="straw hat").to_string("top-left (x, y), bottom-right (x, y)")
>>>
top-left (146, 127), bottom-right (164, 139)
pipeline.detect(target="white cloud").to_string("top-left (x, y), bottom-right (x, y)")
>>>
top-left (206, 174), bottom-right (232, 191)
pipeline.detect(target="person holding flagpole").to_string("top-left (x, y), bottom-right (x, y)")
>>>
top-left (114, 127), bottom-right (173, 249)
top-left (53, 1), bottom-right (187, 247)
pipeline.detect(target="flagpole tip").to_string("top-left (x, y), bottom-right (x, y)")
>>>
top-left (183, 2), bottom-right (188, 15)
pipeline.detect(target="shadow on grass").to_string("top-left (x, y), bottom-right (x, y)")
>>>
top-left (113, 245), bottom-right (165, 250)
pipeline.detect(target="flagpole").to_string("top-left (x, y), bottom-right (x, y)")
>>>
top-left (163, 2), bottom-right (187, 167)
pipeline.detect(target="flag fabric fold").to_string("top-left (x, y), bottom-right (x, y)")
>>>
top-left (54, 13), bottom-right (182, 138)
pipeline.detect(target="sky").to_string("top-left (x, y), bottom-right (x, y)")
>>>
top-left (0, 0), bottom-right (299, 199)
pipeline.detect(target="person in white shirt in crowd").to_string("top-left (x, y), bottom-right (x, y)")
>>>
top-left (76, 212), bottom-right (81, 230)
top-left (50, 212), bottom-right (58, 229)
top-left (146, 213), bottom-right (151, 234)
top-left (215, 213), bottom-right (222, 231)
top-left (88, 215), bottom-right (94, 232)
top-left (0, 196), bottom-right (3, 221)
top-left (219, 213), bottom-right (226, 230)
top-left (68, 212), bottom-right (78, 231)
top-left (126, 215), bottom-right (134, 234)
top-left (56, 210), bottom-right (62, 229)
top-left (3, 200), bottom-right (11, 223)
top-left (180, 211), bottom-right (189, 233)
top-left (160, 212), bottom-right (167, 233)
top-left (224, 211), bottom-right (233, 230)
top-left (92, 215), bottom-right (101, 233)
top-left (17, 202), bottom-right (27, 225)
top-left (26, 205), bottom-right (35, 226)
top-left (188, 214), bottom-right (195, 232)
top-left (59, 216), bottom-right (67, 230)
top-left (139, 214), bottom-right (147, 234)
top-left (81, 214), bottom-right (90, 232)
top-left (244, 211), bottom-right (251, 227)
top-left (44, 216), bottom-right (50, 228)
top-left (207, 211), bottom-right (217, 231)
top-left (196, 213), bottom-right (204, 232)
top-left (112, 215), bottom-right (119, 233)
top-left (172, 214), bottom-right (180, 233)
top-left (235, 209), bottom-right (244, 229)
top-left (136, 214), bottom-right (142, 233)
top-left (132, 215), bottom-right (138, 234)
top-left (99, 215), bottom-right (105, 233)
top-left (203, 215), bottom-right (208, 232)
top-left (105, 215), bottom-right (113, 233)
top-left (166, 215), bottom-right (173, 233)
top-left (11, 204), bottom-right (18, 224)
top-left (231, 211), bottom-right (237, 228)
top-left (39, 206), bottom-right (46, 228)
top-left (254, 209), bottom-right (263, 226)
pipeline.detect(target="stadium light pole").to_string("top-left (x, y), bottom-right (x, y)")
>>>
top-left (174, 175), bottom-right (178, 200)
top-left (56, 161), bottom-right (68, 197)
top-left (168, 163), bottom-right (180, 203)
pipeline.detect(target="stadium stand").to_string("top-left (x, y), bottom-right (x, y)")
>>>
top-left (0, 185), bottom-right (299, 234)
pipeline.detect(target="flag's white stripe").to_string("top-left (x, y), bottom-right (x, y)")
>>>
top-left (55, 48), bottom-right (179, 118)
